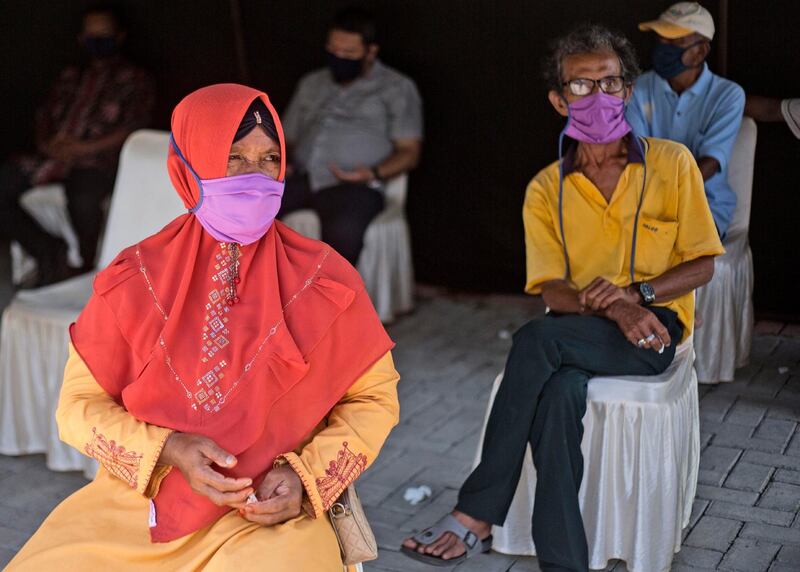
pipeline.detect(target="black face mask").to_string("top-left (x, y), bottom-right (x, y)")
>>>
top-left (326, 51), bottom-right (364, 83)
top-left (83, 36), bottom-right (118, 59)
top-left (651, 41), bottom-right (705, 80)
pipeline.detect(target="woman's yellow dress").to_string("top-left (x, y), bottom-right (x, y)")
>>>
top-left (6, 344), bottom-right (400, 572)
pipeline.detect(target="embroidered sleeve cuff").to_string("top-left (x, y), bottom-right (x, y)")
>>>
top-left (277, 452), bottom-right (323, 519)
top-left (137, 428), bottom-right (174, 497)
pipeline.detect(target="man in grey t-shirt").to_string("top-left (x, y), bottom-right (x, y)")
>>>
top-left (280, 6), bottom-right (423, 264)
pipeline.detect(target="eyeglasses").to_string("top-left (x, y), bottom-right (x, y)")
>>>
top-left (562, 76), bottom-right (626, 97)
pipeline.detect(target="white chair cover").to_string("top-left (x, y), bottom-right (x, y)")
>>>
top-left (474, 338), bottom-right (699, 572)
top-left (10, 184), bottom-right (83, 284)
top-left (694, 117), bottom-right (757, 383)
top-left (0, 130), bottom-right (184, 478)
top-left (281, 175), bottom-right (414, 323)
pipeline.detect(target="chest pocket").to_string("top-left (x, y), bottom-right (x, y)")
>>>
top-left (635, 216), bottom-right (678, 278)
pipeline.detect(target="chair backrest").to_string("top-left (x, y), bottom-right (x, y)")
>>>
top-left (383, 173), bottom-right (408, 210)
top-left (726, 117), bottom-right (757, 237)
top-left (97, 130), bottom-right (185, 268)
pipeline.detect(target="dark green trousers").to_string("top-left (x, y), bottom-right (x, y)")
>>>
top-left (456, 308), bottom-right (683, 572)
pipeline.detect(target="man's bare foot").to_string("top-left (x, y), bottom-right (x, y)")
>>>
top-left (402, 510), bottom-right (492, 561)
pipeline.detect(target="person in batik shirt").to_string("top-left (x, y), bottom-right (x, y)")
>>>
top-left (0, 3), bottom-right (154, 285)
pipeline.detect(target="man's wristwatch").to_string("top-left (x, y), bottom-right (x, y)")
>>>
top-left (631, 281), bottom-right (656, 306)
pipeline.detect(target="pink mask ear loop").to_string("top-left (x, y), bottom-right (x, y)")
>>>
top-left (170, 134), bottom-right (204, 213)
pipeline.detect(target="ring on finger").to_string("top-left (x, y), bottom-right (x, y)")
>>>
top-left (645, 334), bottom-right (656, 343)
top-left (637, 338), bottom-right (646, 347)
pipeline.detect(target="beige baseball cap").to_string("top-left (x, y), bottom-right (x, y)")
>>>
top-left (639, 2), bottom-right (715, 41)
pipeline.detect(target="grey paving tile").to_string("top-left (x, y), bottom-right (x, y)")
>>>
top-left (724, 461), bottom-right (775, 492)
top-left (670, 564), bottom-right (717, 572)
top-left (684, 516), bottom-right (742, 552)
top-left (769, 564), bottom-right (799, 572)
top-left (750, 337), bottom-right (781, 363)
top-left (703, 420), bottom-right (754, 443)
top-left (371, 520), bottom-right (414, 552)
top-left (758, 482), bottom-right (800, 513)
top-left (674, 545), bottom-right (724, 568)
top-left (694, 484), bottom-right (759, 506)
top-left (742, 451), bottom-right (800, 471)
top-left (455, 550), bottom-right (516, 571)
top-left (365, 548), bottom-right (458, 572)
top-left (707, 501), bottom-right (794, 527)
top-left (697, 469), bottom-right (727, 487)
top-left (725, 400), bottom-right (769, 427)
top-left (755, 419), bottom-right (798, 446)
top-left (766, 340), bottom-right (800, 367)
top-left (774, 544), bottom-right (800, 564)
top-left (700, 446), bottom-right (742, 473)
top-left (718, 538), bottom-right (781, 572)
top-left (774, 469), bottom-right (800, 485)
top-left (767, 398), bottom-right (800, 422)
top-left (700, 393), bottom-right (737, 422)
top-left (365, 505), bottom-right (416, 529)
top-left (741, 523), bottom-right (800, 546)
top-left (786, 432), bottom-right (800, 458)
top-left (689, 499), bottom-right (710, 529)
top-left (358, 481), bottom-right (396, 508)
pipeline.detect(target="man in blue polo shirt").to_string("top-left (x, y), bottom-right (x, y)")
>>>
top-left (626, 2), bottom-right (744, 237)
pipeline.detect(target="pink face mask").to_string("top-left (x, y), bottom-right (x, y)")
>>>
top-left (563, 92), bottom-right (631, 144)
top-left (172, 136), bottom-right (285, 245)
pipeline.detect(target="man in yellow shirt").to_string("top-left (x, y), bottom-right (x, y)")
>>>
top-left (403, 24), bottom-right (723, 572)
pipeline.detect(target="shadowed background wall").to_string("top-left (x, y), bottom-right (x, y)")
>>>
top-left (2, 0), bottom-right (798, 319)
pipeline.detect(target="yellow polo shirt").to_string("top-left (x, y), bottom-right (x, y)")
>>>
top-left (523, 137), bottom-right (724, 340)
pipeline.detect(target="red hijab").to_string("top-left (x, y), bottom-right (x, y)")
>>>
top-left (71, 84), bottom-right (393, 542)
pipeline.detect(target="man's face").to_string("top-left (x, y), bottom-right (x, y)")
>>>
top-left (79, 11), bottom-right (125, 57)
top-left (548, 50), bottom-right (630, 117)
top-left (80, 12), bottom-right (121, 41)
top-left (326, 29), bottom-right (368, 60)
top-left (656, 32), bottom-right (709, 67)
top-left (325, 29), bottom-right (378, 63)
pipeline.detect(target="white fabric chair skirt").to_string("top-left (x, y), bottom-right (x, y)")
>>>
top-left (693, 117), bottom-right (757, 384)
top-left (474, 338), bottom-right (699, 572)
top-left (0, 130), bottom-right (185, 479)
top-left (694, 231), bottom-right (754, 383)
top-left (281, 175), bottom-right (414, 323)
top-left (11, 184), bottom-right (83, 285)
top-left (0, 275), bottom-right (98, 478)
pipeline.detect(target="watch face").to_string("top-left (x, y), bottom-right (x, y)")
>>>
top-left (640, 282), bottom-right (656, 303)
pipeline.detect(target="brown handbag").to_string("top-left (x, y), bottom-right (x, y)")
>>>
top-left (328, 485), bottom-right (378, 565)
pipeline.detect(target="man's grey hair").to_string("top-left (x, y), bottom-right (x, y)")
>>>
top-left (543, 24), bottom-right (641, 92)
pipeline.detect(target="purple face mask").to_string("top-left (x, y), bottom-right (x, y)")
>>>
top-left (563, 92), bottom-right (631, 144)
top-left (171, 136), bottom-right (285, 245)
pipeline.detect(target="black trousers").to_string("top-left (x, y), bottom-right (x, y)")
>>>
top-left (456, 308), bottom-right (683, 572)
top-left (278, 172), bottom-right (384, 265)
top-left (0, 160), bottom-right (115, 269)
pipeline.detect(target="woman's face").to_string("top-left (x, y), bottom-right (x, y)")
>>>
top-left (226, 127), bottom-right (281, 179)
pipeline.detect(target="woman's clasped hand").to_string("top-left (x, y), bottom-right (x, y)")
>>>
top-left (160, 432), bottom-right (303, 525)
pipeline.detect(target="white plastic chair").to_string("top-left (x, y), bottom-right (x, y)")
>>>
top-left (281, 175), bottom-right (414, 323)
top-left (474, 337), bottom-right (699, 572)
top-left (10, 183), bottom-right (83, 284)
top-left (0, 130), bottom-right (184, 478)
top-left (694, 117), bottom-right (757, 383)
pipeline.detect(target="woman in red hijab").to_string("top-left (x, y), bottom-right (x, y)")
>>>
top-left (7, 84), bottom-right (399, 572)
